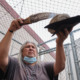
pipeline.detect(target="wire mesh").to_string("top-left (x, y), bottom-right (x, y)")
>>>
top-left (5, 0), bottom-right (80, 48)
top-left (0, 0), bottom-right (80, 80)
top-left (75, 38), bottom-right (80, 68)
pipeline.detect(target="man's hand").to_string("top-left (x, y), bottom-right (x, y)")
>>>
top-left (9, 18), bottom-right (24, 32)
top-left (56, 28), bottom-right (72, 44)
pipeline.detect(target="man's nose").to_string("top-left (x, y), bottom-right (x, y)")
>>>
top-left (29, 47), bottom-right (33, 50)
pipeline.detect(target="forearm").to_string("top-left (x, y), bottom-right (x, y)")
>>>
top-left (54, 42), bottom-right (66, 75)
top-left (0, 18), bottom-right (23, 60)
top-left (56, 43), bottom-right (66, 68)
top-left (0, 30), bottom-right (13, 59)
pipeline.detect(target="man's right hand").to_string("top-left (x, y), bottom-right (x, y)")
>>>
top-left (9, 18), bottom-right (24, 33)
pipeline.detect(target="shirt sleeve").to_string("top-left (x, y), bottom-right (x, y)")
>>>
top-left (6, 57), bottom-right (18, 79)
top-left (0, 57), bottom-right (18, 80)
top-left (0, 57), bottom-right (12, 79)
top-left (44, 62), bottom-right (58, 80)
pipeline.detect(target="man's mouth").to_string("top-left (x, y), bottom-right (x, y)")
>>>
top-left (29, 51), bottom-right (34, 53)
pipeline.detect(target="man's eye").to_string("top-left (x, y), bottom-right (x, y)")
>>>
top-left (25, 46), bottom-right (30, 48)
top-left (25, 46), bottom-right (35, 49)
top-left (32, 47), bottom-right (34, 48)
top-left (32, 46), bottom-right (35, 48)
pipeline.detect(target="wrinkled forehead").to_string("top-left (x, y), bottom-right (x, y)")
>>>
top-left (25, 42), bottom-right (36, 47)
top-left (21, 42), bottom-right (38, 52)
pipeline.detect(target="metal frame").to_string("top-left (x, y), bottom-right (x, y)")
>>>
top-left (0, 28), bottom-right (80, 80)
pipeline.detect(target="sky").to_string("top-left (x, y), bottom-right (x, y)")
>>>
top-left (6, 0), bottom-right (80, 48)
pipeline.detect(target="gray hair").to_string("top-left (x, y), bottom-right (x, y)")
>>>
top-left (18, 41), bottom-right (39, 66)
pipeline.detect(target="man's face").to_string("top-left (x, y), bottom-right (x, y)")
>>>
top-left (22, 43), bottom-right (37, 58)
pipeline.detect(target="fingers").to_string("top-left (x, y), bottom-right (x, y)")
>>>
top-left (9, 18), bottom-right (24, 32)
top-left (14, 18), bottom-right (24, 29)
top-left (63, 29), bottom-right (69, 37)
top-left (18, 18), bottom-right (24, 25)
top-left (56, 28), bottom-right (69, 42)
top-left (58, 29), bottom-right (69, 36)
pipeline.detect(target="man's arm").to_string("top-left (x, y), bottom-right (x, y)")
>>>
top-left (0, 19), bottom-right (23, 71)
top-left (0, 31), bottom-right (13, 71)
top-left (53, 29), bottom-right (70, 76)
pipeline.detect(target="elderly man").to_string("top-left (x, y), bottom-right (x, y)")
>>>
top-left (0, 14), bottom-right (72, 80)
